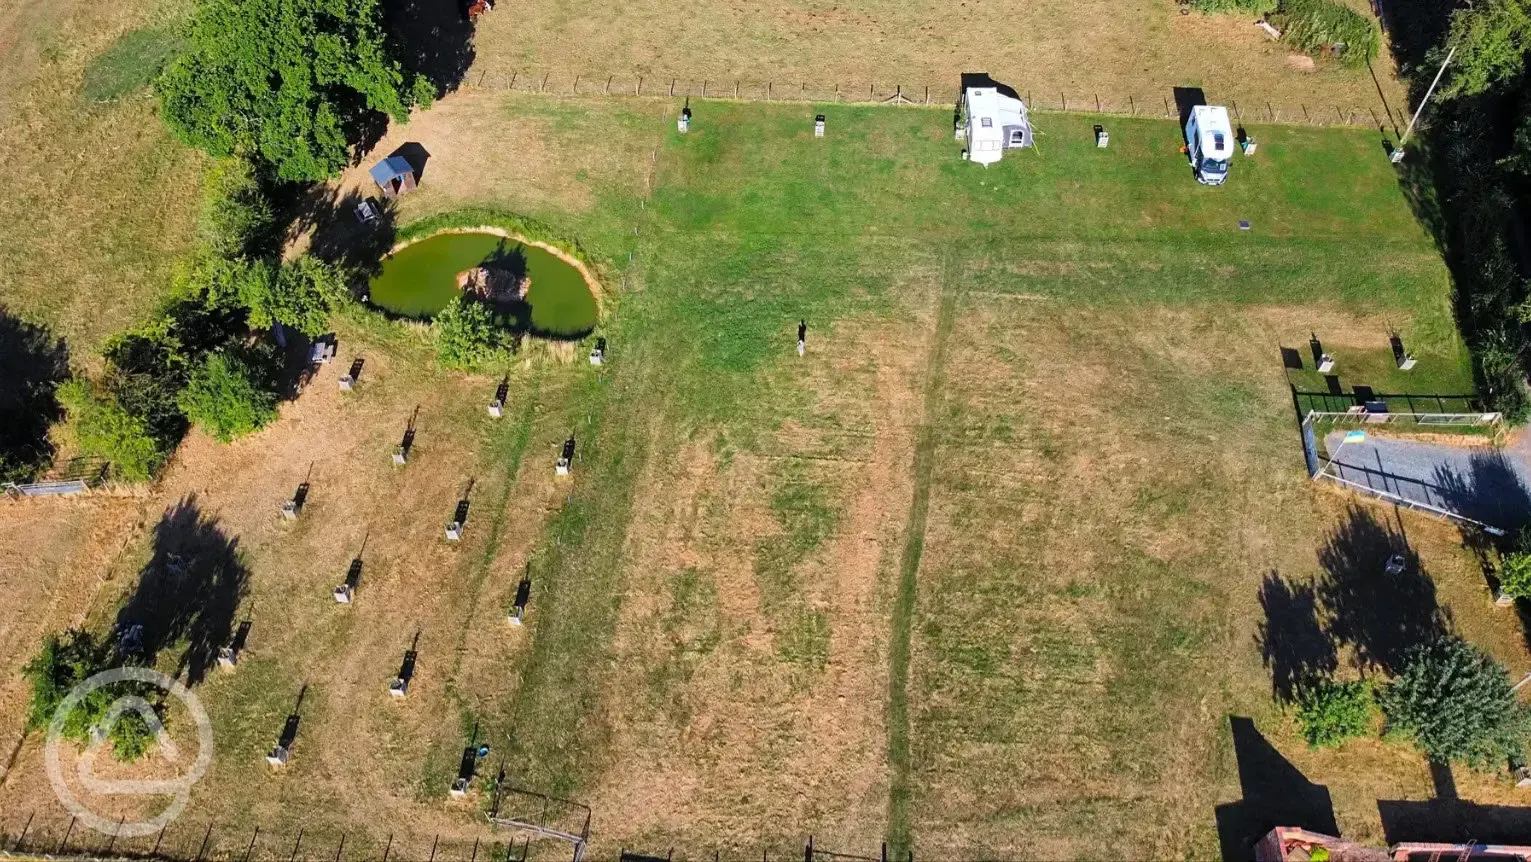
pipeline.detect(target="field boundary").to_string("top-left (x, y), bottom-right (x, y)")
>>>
top-left (461, 70), bottom-right (1403, 130)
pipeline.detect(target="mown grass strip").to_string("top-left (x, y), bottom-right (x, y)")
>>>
top-left (887, 280), bottom-right (958, 855)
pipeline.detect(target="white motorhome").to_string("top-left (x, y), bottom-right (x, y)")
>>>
top-left (961, 84), bottom-right (1033, 166)
top-left (1185, 105), bottom-right (1234, 185)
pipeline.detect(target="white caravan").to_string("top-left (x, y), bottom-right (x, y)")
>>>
top-left (1185, 105), bottom-right (1234, 185)
top-left (961, 85), bottom-right (1033, 166)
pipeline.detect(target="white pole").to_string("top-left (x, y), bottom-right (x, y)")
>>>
top-left (1316, 430), bottom-right (1362, 480)
top-left (1400, 45), bottom-right (1456, 145)
top-left (1513, 671), bottom-right (1531, 694)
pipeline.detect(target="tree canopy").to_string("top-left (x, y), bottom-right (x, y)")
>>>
top-left (1439, 0), bottom-right (1531, 98)
top-left (1379, 636), bottom-right (1528, 767)
top-left (203, 256), bottom-right (343, 336)
top-left (179, 346), bottom-right (282, 442)
top-left (157, 0), bottom-right (434, 181)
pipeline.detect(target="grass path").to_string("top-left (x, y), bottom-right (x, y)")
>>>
top-left (445, 371), bottom-right (542, 690)
top-left (886, 258), bottom-right (958, 855)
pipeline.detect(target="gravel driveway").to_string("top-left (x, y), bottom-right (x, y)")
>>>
top-left (1322, 430), bottom-right (1531, 530)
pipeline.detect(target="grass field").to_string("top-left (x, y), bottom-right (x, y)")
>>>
top-left (468, 0), bottom-right (1409, 123)
top-left (4, 90), bottom-right (1529, 861)
top-left (0, 0), bottom-right (203, 363)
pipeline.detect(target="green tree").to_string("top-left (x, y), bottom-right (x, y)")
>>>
top-left (157, 0), bottom-right (434, 181)
top-left (1497, 526), bottom-right (1531, 599)
top-left (434, 296), bottom-right (507, 368)
top-left (199, 158), bottom-right (277, 259)
top-left (1379, 636), bottom-right (1529, 767)
top-left (23, 630), bottom-right (158, 761)
top-left (1294, 679), bottom-right (1374, 748)
top-left (205, 256), bottom-right (342, 337)
top-left (57, 380), bottom-right (166, 481)
top-left (178, 345), bottom-right (282, 442)
top-left (1438, 0), bottom-right (1531, 98)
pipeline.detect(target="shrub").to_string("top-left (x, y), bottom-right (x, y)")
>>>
top-left (1477, 328), bottom-right (1531, 425)
top-left (1188, 0), bottom-right (1278, 15)
top-left (1378, 636), bottom-right (1529, 767)
top-left (57, 380), bottom-right (166, 482)
top-left (1295, 679), bottom-right (1373, 748)
top-left (1275, 0), bottom-right (1380, 65)
top-left (434, 297), bottom-right (509, 369)
top-left (23, 630), bottom-right (160, 761)
top-left (199, 158), bottom-right (277, 259)
top-left (1498, 526), bottom-right (1531, 598)
top-left (178, 345), bottom-right (282, 442)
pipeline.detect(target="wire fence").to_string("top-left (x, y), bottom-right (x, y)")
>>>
top-left (460, 69), bottom-right (1405, 130)
top-left (0, 811), bottom-right (919, 862)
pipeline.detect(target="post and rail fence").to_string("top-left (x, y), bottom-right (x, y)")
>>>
top-left (460, 69), bottom-right (1408, 131)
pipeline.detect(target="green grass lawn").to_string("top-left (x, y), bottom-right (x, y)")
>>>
top-left (9, 94), bottom-right (1508, 860)
top-left (456, 98), bottom-right (1479, 855)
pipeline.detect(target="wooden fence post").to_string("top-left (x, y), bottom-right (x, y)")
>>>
top-left (194, 822), bottom-right (213, 862)
top-left (106, 816), bottom-right (126, 856)
top-left (56, 817), bottom-right (75, 855)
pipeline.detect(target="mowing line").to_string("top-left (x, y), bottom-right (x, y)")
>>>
top-left (445, 370), bottom-right (543, 689)
top-left (887, 274), bottom-right (958, 856)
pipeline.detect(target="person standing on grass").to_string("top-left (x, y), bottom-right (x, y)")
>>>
top-left (797, 320), bottom-right (807, 357)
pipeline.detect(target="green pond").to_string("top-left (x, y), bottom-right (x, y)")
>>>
top-left (368, 232), bottom-right (598, 336)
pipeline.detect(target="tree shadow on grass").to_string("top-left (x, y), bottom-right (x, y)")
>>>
top-left (1379, 760), bottom-right (1531, 845)
top-left (1316, 505), bottom-right (1448, 676)
top-left (0, 309), bottom-right (68, 483)
top-left (1432, 449), bottom-right (1531, 534)
top-left (1257, 572), bottom-right (1338, 703)
top-left (384, 0), bottom-right (475, 95)
top-left (304, 188), bottom-right (400, 293)
top-left (115, 495), bottom-right (249, 685)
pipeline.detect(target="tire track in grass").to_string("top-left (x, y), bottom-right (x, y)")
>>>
top-left (887, 269), bottom-right (957, 856)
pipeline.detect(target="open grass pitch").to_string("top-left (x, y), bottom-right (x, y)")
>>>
top-left (4, 88), bottom-right (1530, 860)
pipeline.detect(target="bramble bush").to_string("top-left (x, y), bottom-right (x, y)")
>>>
top-left (57, 379), bottom-right (166, 482)
top-left (199, 158), bottom-right (278, 260)
top-left (1273, 0), bottom-right (1379, 65)
top-left (1295, 679), bottom-right (1373, 748)
top-left (434, 296), bottom-right (511, 369)
top-left (23, 630), bottom-right (159, 762)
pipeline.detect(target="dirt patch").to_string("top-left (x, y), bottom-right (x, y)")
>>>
top-left (1287, 54), bottom-right (1318, 72)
